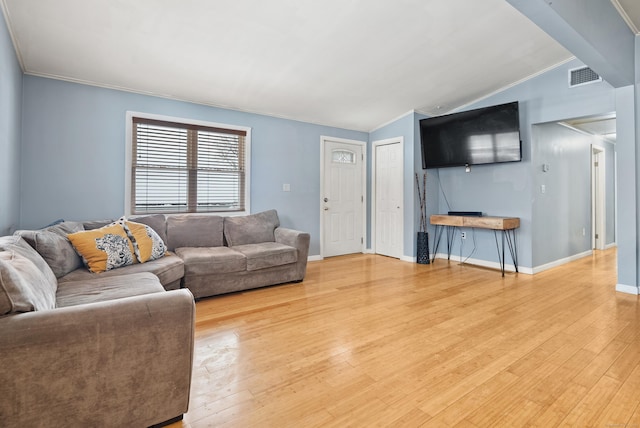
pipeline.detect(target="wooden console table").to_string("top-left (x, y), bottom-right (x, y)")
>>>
top-left (430, 215), bottom-right (520, 276)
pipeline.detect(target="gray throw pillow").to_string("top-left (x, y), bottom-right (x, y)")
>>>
top-left (129, 214), bottom-right (167, 245)
top-left (166, 214), bottom-right (224, 251)
top-left (15, 221), bottom-right (85, 278)
top-left (0, 252), bottom-right (57, 314)
top-left (0, 235), bottom-right (57, 314)
top-left (224, 210), bottom-right (280, 247)
top-left (82, 219), bottom-right (115, 230)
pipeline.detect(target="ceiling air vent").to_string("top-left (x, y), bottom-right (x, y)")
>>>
top-left (569, 66), bottom-right (602, 88)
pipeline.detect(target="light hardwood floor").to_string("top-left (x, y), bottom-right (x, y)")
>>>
top-left (168, 249), bottom-right (640, 427)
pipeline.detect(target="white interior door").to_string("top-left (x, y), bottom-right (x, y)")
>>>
top-left (322, 139), bottom-right (364, 257)
top-left (374, 141), bottom-right (403, 258)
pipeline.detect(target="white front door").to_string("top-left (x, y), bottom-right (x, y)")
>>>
top-left (322, 138), bottom-right (364, 257)
top-left (374, 140), bottom-right (403, 258)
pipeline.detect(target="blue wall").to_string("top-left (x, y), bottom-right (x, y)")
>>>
top-left (11, 59), bottom-right (625, 272)
top-left (3, 6), bottom-right (633, 275)
top-left (368, 111), bottom-right (440, 260)
top-left (427, 59), bottom-right (616, 271)
top-left (531, 122), bottom-right (615, 266)
top-left (370, 112), bottom-right (414, 258)
top-left (507, 0), bottom-right (637, 290)
top-left (615, 86), bottom-right (636, 288)
top-left (19, 76), bottom-right (367, 256)
top-left (0, 11), bottom-right (22, 235)
top-left (532, 122), bottom-right (591, 266)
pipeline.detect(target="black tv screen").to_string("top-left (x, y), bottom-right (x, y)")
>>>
top-left (420, 101), bottom-right (522, 169)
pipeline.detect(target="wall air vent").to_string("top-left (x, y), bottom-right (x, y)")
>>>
top-left (569, 66), bottom-right (602, 88)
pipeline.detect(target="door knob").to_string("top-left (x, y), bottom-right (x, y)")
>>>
top-left (324, 207), bottom-right (329, 211)
top-left (324, 197), bottom-right (329, 202)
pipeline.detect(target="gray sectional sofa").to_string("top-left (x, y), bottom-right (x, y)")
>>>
top-left (0, 209), bottom-right (309, 427)
top-left (62, 209), bottom-right (310, 298)
top-left (0, 235), bottom-right (195, 427)
top-left (42, 209), bottom-right (309, 298)
top-left (171, 210), bottom-right (310, 297)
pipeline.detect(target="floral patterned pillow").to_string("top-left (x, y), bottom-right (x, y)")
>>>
top-left (67, 224), bottom-right (136, 273)
top-left (118, 218), bottom-right (167, 263)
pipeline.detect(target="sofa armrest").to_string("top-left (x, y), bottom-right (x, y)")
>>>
top-left (0, 289), bottom-right (195, 427)
top-left (275, 227), bottom-right (310, 254)
top-left (275, 227), bottom-right (310, 280)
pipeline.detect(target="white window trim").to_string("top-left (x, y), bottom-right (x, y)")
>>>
top-left (125, 111), bottom-right (251, 216)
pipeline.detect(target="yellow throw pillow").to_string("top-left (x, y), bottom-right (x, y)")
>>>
top-left (67, 224), bottom-right (137, 273)
top-left (120, 220), bottom-right (167, 263)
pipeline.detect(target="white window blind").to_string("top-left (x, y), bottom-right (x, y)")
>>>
top-left (131, 117), bottom-right (247, 214)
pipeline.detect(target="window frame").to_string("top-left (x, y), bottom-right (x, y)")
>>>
top-left (125, 111), bottom-right (251, 216)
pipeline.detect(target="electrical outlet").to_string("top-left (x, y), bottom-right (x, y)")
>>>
top-left (461, 231), bottom-right (466, 240)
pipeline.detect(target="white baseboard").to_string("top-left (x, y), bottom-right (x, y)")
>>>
top-left (616, 283), bottom-right (639, 295)
top-left (531, 250), bottom-right (593, 274)
top-left (605, 242), bottom-right (617, 250)
top-left (312, 248), bottom-right (621, 280)
top-left (432, 253), bottom-right (527, 274)
top-left (308, 248), bottom-right (373, 261)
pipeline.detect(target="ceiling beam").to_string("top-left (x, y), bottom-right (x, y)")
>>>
top-left (507, 0), bottom-right (635, 87)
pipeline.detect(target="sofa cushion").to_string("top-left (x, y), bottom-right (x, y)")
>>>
top-left (15, 221), bottom-right (85, 278)
top-left (129, 214), bottom-right (167, 245)
top-left (58, 252), bottom-right (184, 289)
top-left (82, 219), bottom-right (115, 230)
top-left (0, 242), bottom-right (57, 314)
top-left (166, 214), bottom-right (224, 251)
top-left (224, 209), bottom-right (280, 247)
top-left (67, 223), bottom-right (137, 273)
top-left (0, 235), bottom-right (58, 287)
top-left (175, 247), bottom-right (246, 275)
top-left (56, 272), bottom-right (165, 308)
top-left (231, 242), bottom-right (297, 271)
top-left (120, 219), bottom-right (167, 263)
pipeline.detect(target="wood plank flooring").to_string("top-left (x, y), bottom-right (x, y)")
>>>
top-left (168, 249), bottom-right (640, 427)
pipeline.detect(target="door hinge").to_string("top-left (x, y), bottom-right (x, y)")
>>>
top-left (595, 233), bottom-right (599, 239)
top-left (361, 195), bottom-right (363, 203)
top-left (361, 237), bottom-right (363, 244)
top-left (594, 161), bottom-right (599, 167)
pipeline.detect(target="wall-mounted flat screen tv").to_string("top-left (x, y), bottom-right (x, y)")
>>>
top-left (420, 101), bottom-right (522, 169)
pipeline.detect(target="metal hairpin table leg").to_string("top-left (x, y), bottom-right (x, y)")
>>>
top-left (446, 226), bottom-right (456, 260)
top-left (431, 225), bottom-right (458, 263)
top-left (432, 225), bottom-right (443, 263)
top-left (504, 229), bottom-right (519, 273)
top-left (493, 230), bottom-right (504, 276)
top-left (493, 229), bottom-right (518, 277)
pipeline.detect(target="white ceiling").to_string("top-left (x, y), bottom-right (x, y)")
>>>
top-left (613, 0), bottom-right (640, 34)
top-left (562, 115), bottom-right (618, 143)
top-left (1, 0), bottom-right (637, 132)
